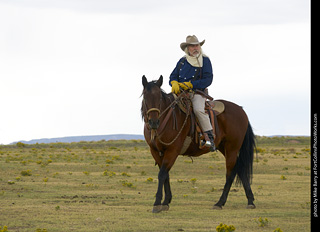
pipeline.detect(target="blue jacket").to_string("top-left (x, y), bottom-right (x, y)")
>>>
top-left (169, 56), bottom-right (213, 90)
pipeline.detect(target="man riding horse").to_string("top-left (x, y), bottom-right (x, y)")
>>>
top-left (142, 35), bottom-right (256, 212)
top-left (169, 35), bottom-right (216, 151)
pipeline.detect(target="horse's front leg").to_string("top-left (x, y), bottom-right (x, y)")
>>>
top-left (152, 148), bottom-right (179, 213)
top-left (153, 165), bottom-right (169, 213)
top-left (161, 172), bottom-right (172, 211)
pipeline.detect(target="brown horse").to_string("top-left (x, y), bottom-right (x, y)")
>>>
top-left (141, 75), bottom-right (256, 213)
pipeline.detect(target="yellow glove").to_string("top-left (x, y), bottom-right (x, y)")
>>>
top-left (178, 81), bottom-right (193, 90)
top-left (171, 80), bottom-right (181, 94)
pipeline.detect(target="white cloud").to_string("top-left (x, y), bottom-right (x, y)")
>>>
top-left (0, 0), bottom-right (310, 144)
top-left (0, 0), bottom-right (310, 24)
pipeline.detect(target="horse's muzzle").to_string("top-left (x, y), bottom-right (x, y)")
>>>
top-left (146, 108), bottom-right (160, 130)
top-left (148, 119), bottom-right (160, 130)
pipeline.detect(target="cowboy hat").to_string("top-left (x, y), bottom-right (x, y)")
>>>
top-left (180, 35), bottom-right (205, 51)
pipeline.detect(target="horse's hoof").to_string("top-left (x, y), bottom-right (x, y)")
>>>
top-left (161, 205), bottom-right (169, 211)
top-left (246, 204), bottom-right (256, 209)
top-left (152, 205), bottom-right (162, 213)
top-left (212, 205), bottom-right (223, 210)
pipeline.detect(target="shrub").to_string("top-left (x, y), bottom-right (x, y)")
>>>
top-left (112, 155), bottom-right (122, 161)
top-left (7, 180), bottom-right (15, 185)
top-left (103, 170), bottom-right (116, 177)
top-left (255, 147), bottom-right (266, 153)
top-left (105, 159), bottom-right (113, 164)
top-left (121, 180), bottom-right (135, 188)
top-left (16, 142), bottom-right (26, 148)
top-left (52, 172), bottom-right (59, 178)
top-left (191, 187), bottom-right (198, 193)
top-left (121, 172), bottom-right (131, 177)
top-left (280, 175), bottom-right (287, 180)
top-left (0, 225), bottom-right (8, 232)
top-left (254, 217), bottom-right (269, 227)
top-left (273, 228), bottom-right (283, 232)
top-left (21, 170), bottom-right (32, 176)
top-left (83, 171), bottom-right (90, 176)
top-left (216, 223), bottom-right (236, 232)
top-left (20, 160), bottom-right (27, 166)
top-left (146, 177), bottom-right (153, 183)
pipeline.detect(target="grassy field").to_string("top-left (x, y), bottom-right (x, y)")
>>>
top-left (0, 137), bottom-right (311, 231)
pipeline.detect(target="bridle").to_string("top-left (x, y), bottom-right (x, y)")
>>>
top-left (142, 94), bottom-right (162, 122)
top-left (146, 108), bottom-right (161, 119)
top-left (143, 90), bottom-right (191, 145)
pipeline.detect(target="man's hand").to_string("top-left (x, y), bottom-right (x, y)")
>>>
top-left (178, 81), bottom-right (193, 90)
top-left (171, 81), bottom-right (181, 94)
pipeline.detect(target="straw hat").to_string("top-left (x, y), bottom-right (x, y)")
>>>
top-left (180, 35), bottom-right (205, 51)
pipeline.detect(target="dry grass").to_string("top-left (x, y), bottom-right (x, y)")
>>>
top-left (0, 139), bottom-right (310, 231)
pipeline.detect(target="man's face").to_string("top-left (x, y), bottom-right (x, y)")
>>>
top-left (188, 44), bottom-right (201, 57)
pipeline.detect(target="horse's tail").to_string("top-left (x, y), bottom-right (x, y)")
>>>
top-left (235, 121), bottom-right (256, 185)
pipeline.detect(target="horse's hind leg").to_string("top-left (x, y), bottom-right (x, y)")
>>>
top-left (214, 148), bottom-right (255, 209)
top-left (213, 170), bottom-right (237, 209)
top-left (213, 150), bottom-right (238, 209)
top-left (237, 169), bottom-right (255, 208)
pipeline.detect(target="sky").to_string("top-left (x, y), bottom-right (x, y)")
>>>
top-left (0, 0), bottom-right (310, 144)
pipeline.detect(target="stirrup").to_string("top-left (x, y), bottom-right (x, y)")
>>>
top-left (210, 142), bottom-right (216, 152)
top-left (201, 140), bottom-right (216, 152)
top-left (203, 140), bottom-right (212, 148)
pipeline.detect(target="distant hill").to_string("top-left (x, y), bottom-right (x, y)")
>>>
top-left (10, 134), bottom-right (310, 146)
top-left (12, 134), bottom-right (145, 145)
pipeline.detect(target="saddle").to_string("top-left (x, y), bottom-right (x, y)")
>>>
top-left (174, 90), bottom-right (225, 150)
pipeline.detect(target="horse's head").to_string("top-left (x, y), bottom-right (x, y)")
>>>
top-left (142, 75), bottom-right (163, 130)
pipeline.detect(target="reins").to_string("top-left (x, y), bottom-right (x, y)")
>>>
top-left (143, 90), bottom-right (191, 146)
top-left (158, 97), bottom-right (191, 146)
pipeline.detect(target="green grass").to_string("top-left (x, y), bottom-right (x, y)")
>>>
top-left (0, 138), bottom-right (311, 231)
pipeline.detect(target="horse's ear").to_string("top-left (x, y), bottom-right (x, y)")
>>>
top-left (142, 75), bottom-right (148, 88)
top-left (156, 75), bottom-right (163, 87)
